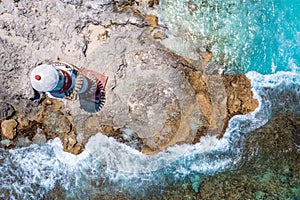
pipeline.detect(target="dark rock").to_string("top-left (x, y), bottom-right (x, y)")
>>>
top-left (244, 114), bottom-right (299, 161)
top-left (0, 102), bottom-right (15, 120)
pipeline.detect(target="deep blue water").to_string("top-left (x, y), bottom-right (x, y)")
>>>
top-left (0, 0), bottom-right (299, 199)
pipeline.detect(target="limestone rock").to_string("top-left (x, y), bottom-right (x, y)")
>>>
top-left (69, 35), bottom-right (202, 153)
top-left (66, 20), bottom-right (258, 153)
top-left (16, 117), bottom-right (29, 128)
top-left (223, 75), bottom-right (259, 116)
top-left (1, 119), bottom-right (18, 139)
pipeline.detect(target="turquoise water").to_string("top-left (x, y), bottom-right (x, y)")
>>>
top-left (0, 0), bottom-right (300, 199)
top-left (160, 0), bottom-right (300, 74)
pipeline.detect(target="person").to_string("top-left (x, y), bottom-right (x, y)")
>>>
top-left (30, 61), bottom-right (105, 112)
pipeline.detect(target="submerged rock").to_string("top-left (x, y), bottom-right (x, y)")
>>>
top-left (223, 75), bottom-right (259, 116)
top-left (196, 114), bottom-right (300, 200)
top-left (244, 114), bottom-right (300, 161)
top-left (190, 175), bottom-right (202, 193)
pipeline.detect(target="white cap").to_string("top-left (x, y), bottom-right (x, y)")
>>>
top-left (30, 64), bottom-right (59, 92)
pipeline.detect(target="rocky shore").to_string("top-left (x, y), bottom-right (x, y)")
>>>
top-left (0, 0), bottom-right (258, 154)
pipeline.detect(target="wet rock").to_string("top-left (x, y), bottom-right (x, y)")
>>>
top-left (16, 117), bottom-right (29, 128)
top-left (97, 126), bottom-right (143, 151)
top-left (61, 134), bottom-right (79, 152)
top-left (1, 119), bottom-right (18, 139)
top-left (0, 102), bottom-right (15, 120)
top-left (36, 99), bottom-right (82, 154)
top-left (15, 136), bottom-right (32, 148)
top-left (69, 34), bottom-right (202, 153)
top-left (0, 97), bottom-right (83, 154)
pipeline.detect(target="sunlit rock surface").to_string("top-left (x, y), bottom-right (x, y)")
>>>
top-left (0, 0), bottom-right (257, 154)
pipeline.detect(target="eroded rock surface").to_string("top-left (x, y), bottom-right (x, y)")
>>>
top-left (1, 119), bottom-right (17, 140)
top-left (0, 0), bottom-right (258, 154)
